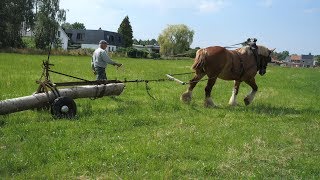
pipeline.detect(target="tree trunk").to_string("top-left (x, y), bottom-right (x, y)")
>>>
top-left (0, 83), bottom-right (125, 115)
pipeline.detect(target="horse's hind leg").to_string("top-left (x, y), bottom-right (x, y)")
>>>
top-left (204, 76), bottom-right (218, 107)
top-left (244, 78), bottom-right (258, 105)
top-left (229, 80), bottom-right (241, 106)
top-left (180, 70), bottom-right (205, 103)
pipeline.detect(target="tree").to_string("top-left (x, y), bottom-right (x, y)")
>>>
top-left (61, 22), bottom-right (72, 29)
top-left (71, 22), bottom-right (85, 30)
top-left (0, 0), bottom-right (35, 48)
top-left (34, 0), bottom-right (66, 49)
top-left (158, 24), bottom-right (194, 56)
top-left (132, 38), bottom-right (159, 45)
top-left (117, 16), bottom-right (133, 47)
top-left (315, 55), bottom-right (320, 66)
top-left (62, 22), bottom-right (86, 30)
top-left (273, 50), bottom-right (289, 61)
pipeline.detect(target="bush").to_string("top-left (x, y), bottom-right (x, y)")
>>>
top-left (126, 47), bottom-right (148, 58)
top-left (149, 52), bottom-right (161, 59)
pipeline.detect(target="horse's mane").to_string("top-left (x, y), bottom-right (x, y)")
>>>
top-left (236, 45), bottom-right (270, 56)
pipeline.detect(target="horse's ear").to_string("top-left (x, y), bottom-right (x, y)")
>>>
top-left (270, 48), bottom-right (276, 52)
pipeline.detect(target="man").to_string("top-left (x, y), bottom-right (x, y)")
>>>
top-left (91, 40), bottom-right (122, 81)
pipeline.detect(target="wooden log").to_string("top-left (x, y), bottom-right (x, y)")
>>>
top-left (0, 83), bottom-right (125, 115)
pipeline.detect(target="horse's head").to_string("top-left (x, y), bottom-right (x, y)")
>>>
top-left (257, 46), bottom-right (275, 76)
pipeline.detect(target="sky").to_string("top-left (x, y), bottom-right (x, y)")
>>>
top-left (60, 0), bottom-right (320, 55)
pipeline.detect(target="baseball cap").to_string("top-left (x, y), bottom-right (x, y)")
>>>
top-left (99, 40), bottom-right (108, 44)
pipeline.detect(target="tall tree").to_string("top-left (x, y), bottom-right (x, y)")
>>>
top-left (34, 0), bottom-right (66, 49)
top-left (117, 16), bottom-right (133, 47)
top-left (158, 24), bottom-right (194, 56)
top-left (0, 0), bottom-right (35, 48)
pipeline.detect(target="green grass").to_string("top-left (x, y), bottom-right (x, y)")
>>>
top-left (0, 53), bottom-right (319, 178)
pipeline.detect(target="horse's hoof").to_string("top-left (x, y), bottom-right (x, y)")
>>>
top-left (180, 91), bottom-right (192, 103)
top-left (204, 98), bottom-right (216, 108)
top-left (244, 97), bottom-right (250, 106)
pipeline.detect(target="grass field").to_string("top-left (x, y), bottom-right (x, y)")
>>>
top-left (0, 53), bottom-right (319, 178)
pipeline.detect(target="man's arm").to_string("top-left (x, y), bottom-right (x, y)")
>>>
top-left (101, 51), bottom-right (122, 67)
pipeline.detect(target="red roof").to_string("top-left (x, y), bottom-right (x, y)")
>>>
top-left (291, 55), bottom-right (301, 61)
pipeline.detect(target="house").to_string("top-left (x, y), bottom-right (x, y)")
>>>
top-left (56, 26), bottom-right (69, 50)
top-left (132, 44), bottom-right (160, 53)
top-left (65, 29), bottom-right (123, 52)
top-left (284, 53), bottom-right (314, 67)
top-left (21, 25), bottom-right (69, 50)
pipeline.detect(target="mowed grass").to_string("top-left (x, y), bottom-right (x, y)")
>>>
top-left (0, 53), bottom-right (319, 178)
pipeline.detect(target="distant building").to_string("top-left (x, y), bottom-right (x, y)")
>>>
top-left (56, 26), bottom-right (69, 50)
top-left (132, 44), bottom-right (160, 53)
top-left (65, 29), bottom-right (123, 52)
top-left (284, 53), bottom-right (314, 67)
top-left (21, 25), bottom-right (69, 50)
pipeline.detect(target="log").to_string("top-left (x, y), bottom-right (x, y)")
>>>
top-left (0, 83), bottom-right (125, 115)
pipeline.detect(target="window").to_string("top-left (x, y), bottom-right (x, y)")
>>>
top-left (76, 33), bottom-right (84, 40)
top-left (67, 33), bottom-right (72, 39)
top-left (110, 35), bottom-right (114, 42)
top-left (57, 31), bottom-right (61, 37)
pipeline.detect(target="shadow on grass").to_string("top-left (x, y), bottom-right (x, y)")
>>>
top-left (233, 103), bottom-right (319, 117)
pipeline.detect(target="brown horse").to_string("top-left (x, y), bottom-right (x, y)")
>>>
top-left (181, 45), bottom-right (275, 107)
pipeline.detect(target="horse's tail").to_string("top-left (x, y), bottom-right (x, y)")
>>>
top-left (191, 48), bottom-right (207, 71)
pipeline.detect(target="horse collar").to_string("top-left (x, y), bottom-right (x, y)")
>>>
top-left (250, 46), bottom-right (260, 70)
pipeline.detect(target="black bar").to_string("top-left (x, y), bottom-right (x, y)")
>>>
top-left (48, 70), bottom-right (90, 82)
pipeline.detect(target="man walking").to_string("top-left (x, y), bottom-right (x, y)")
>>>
top-left (91, 40), bottom-right (122, 81)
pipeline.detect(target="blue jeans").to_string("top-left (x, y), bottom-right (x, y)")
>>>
top-left (94, 66), bottom-right (107, 80)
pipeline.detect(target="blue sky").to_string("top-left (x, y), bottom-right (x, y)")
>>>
top-left (60, 0), bottom-right (320, 55)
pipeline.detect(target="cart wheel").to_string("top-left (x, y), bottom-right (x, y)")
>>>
top-left (51, 96), bottom-right (77, 119)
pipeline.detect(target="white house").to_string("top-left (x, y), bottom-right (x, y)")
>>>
top-left (21, 25), bottom-right (69, 50)
top-left (56, 26), bottom-right (69, 50)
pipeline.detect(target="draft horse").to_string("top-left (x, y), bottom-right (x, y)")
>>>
top-left (181, 45), bottom-right (275, 107)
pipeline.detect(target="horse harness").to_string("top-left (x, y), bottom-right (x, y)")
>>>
top-left (233, 42), bottom-right (261, 79)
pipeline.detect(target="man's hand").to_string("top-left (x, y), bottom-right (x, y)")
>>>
top-left (92, 69), bottom-right (97, 75)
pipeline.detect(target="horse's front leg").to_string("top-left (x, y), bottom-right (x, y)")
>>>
top-left (244, 78), bottom-right (258, 105)
top-left (204, 77), bottom-right (217, 107)
top-left (229, 80), bottom-right (241, 106)
top-left (180, 72), bottom-right (205, 103)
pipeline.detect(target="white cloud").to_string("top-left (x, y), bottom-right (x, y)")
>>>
top-left (198, 0), bottom-right (227, 13)
top-left (111, 0), bottom-right (228, 13)
top-left (304, 7), bottom-right (320, 13)
top-left (259, 0), bottom-right (273, 8)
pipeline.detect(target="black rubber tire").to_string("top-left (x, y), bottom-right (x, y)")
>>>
top-left (51, 96), bottom-right (77, 119)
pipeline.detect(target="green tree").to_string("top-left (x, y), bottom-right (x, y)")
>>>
top-left (71, 22), bottom-right (85, 29)
top-left (315, 55), bottom-right (320, 66)
top-left (117, 16), bottom-right (133, 47)
top-left (158, 24), bottom-right (194, 56)
top-left (34, 0), bottom-right (66, 49)
top-left (0, 0), bottom-right (35, 48)
top-left (61, 22), bottom-right (72, 29)
top-left (273, 50), bottom-right (290, 61)
top-left (62, 22), bottom-right (86, 30)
